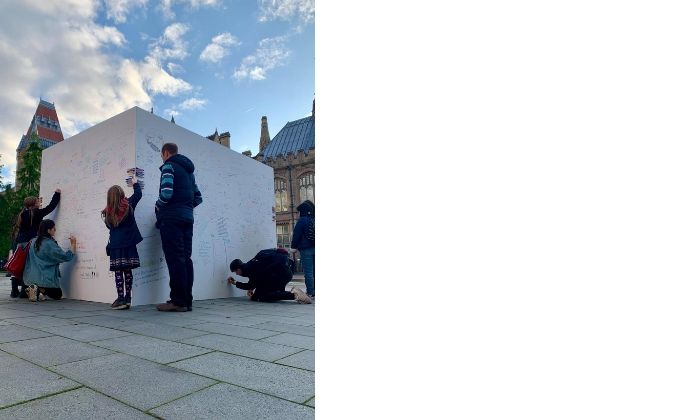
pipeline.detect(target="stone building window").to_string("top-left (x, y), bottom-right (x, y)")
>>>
top-left (299, 172), bottom-right (314, 203)
top-left (275, 178), bottom-right (288, 212)
top-left (277, 223), bottom-right (291, 249)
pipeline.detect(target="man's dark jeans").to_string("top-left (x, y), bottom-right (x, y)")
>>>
top-left (159, 219), bottom-right (194, 307)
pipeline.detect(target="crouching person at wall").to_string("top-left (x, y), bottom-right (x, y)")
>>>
top-left (228, 248), bottom-right (312, 304)
top-left (23, 220), bottom-right (76, 302)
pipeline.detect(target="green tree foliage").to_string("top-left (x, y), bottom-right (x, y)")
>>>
top-left (0, 134), bottom-right (44, 255)
top-left (16, 133), bottom-right (43, 198)
top-left (0, 185), bottom-right (20, 256)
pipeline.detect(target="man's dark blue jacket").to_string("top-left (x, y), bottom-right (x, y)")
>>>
top-left (155, 154), bottom-right (203, 224)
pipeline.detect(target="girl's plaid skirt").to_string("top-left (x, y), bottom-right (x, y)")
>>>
top-left (109, 245), bottom-right (140, 271)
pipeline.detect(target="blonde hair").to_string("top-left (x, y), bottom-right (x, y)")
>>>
top-left (102, 185), bottom-right (129, 227)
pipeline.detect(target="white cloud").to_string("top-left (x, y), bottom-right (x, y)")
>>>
top-left (167, 62), bottom-right (185, 74)
top-left (104, 0), bottom-right (148, 23)
top-left (159, 0), bottom-right (222, 20)
top-left (233, 36), bottom-right (291, 81)
top-left (199, 32), bottom-right (241, 63)
top-left (163, 108), bottom-right (180, 118)
top-left (149, 23), bottom-right (189, 61)
top-left (135, 23), bottom-right (193, 96)
top-left (0, 1), bottom-right (197, 184)
top-left (162, 96), bottom-right (206, 119)
top-left (258, 0), bottom-right (314, 23)
top-left (137, 57), bottom-right (192, 96)
top-left (179, 98), bottom-right (207, 110)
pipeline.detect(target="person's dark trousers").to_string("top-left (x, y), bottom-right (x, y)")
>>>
top-left (10, 243), bottom-right (28, 298)
top-left (38, 287), bottom-right (62, 300)
top-left (254, 290), bottom-right (296, 302)
top-left (300, 247), bottom-right (315, 296)
top-left (184, 223), bottom-right (194, 307)
top-left (11, 278), bottom-right (29, 299)
top-left (10, 277), bottom-right (20, 298)
top-left (159, 220), bottom-right (194, 307)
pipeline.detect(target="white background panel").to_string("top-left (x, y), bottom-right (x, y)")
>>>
top-left (39, 107), bottom-right (275, 305)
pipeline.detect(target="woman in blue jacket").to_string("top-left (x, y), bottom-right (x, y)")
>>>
top-left (23, 219), bottom-right (76, 302)
top-left (102, 179), bottom-right (143, 309)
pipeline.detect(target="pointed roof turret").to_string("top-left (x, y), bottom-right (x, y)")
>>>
top-left (259, 116), bottom-right (270, 153)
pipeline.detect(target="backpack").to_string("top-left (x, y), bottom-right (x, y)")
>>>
top-left (5, 241), bottom-right (31, 280)
top-left (304, 218), bottom-right (315, 242)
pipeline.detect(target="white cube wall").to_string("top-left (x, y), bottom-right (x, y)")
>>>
top-left (39, 107), bottom-right (275, 305)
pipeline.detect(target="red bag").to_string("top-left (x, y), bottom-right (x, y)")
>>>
top-left (4, 242), bottom-right (30, 280)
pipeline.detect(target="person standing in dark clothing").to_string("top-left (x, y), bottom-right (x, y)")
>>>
top-left (154, 143), bottom-right (203, 312)
top-left (228, 248), bottom-right (312, 304)
top-left (291, 200), bottom-right (315, 298)
top-left (10, 189), bottom-right (61, 298)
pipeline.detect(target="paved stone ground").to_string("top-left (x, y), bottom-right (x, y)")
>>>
top-left (0, 275), bottom-right (314, 419)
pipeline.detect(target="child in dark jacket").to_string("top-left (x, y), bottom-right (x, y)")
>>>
top-left (102, 179), bottom-right (143, 309)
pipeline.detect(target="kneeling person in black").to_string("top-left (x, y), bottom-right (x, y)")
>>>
top-left (228, 249), bottom-right (312, 304)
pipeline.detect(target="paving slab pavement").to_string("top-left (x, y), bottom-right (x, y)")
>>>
top-left (150, 383), bottom-right (314, 420)
top-left (0, 275), bottom-right (315, 418)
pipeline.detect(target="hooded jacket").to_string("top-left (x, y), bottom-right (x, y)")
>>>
top-left (234, 249), bottom-right (293, 292)
top-left (291, 200), bottom-right (315, 250)
top-left (155, 154), bottom-right (203, 224)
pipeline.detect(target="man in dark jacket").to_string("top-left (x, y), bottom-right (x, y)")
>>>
top-left (228, 248), bottom-right (312, 304)
top-left (155, 143), bottom-right (203, 312)
top-left (291, 200), bottom-right (315, 298)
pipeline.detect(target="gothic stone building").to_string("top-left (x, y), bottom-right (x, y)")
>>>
top-left (16, 100), bottom-right (65, 188)
top-left (255, 103), bottom-right (315, 251)
top-left (205, 129), bottom-right (231, 148)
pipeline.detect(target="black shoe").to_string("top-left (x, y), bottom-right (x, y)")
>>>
top-left (10, 289), bottom-right (19, 298)
top-left (111, 298), bottom-right (128, 310)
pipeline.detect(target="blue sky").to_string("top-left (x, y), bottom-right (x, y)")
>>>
top-left (0, 0), bottom-right (314, 184)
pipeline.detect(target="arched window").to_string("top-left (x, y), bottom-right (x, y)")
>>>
top-left (274, 178), bottom-right (288, 212)
top-left (298, 172), bottom-right (314, 203)
top-left (277, 223), bottom-right (291, 249)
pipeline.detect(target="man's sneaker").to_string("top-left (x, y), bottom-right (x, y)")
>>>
top-left (291, 287), bottom-right (312, 304)
top-left (27, 285), bottom-right (38, 302)
top-left (111, 298), bottom-right (128, 310)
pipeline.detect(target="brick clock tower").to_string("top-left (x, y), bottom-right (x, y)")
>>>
top-left (16, 99), bottom-right (65, 187)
